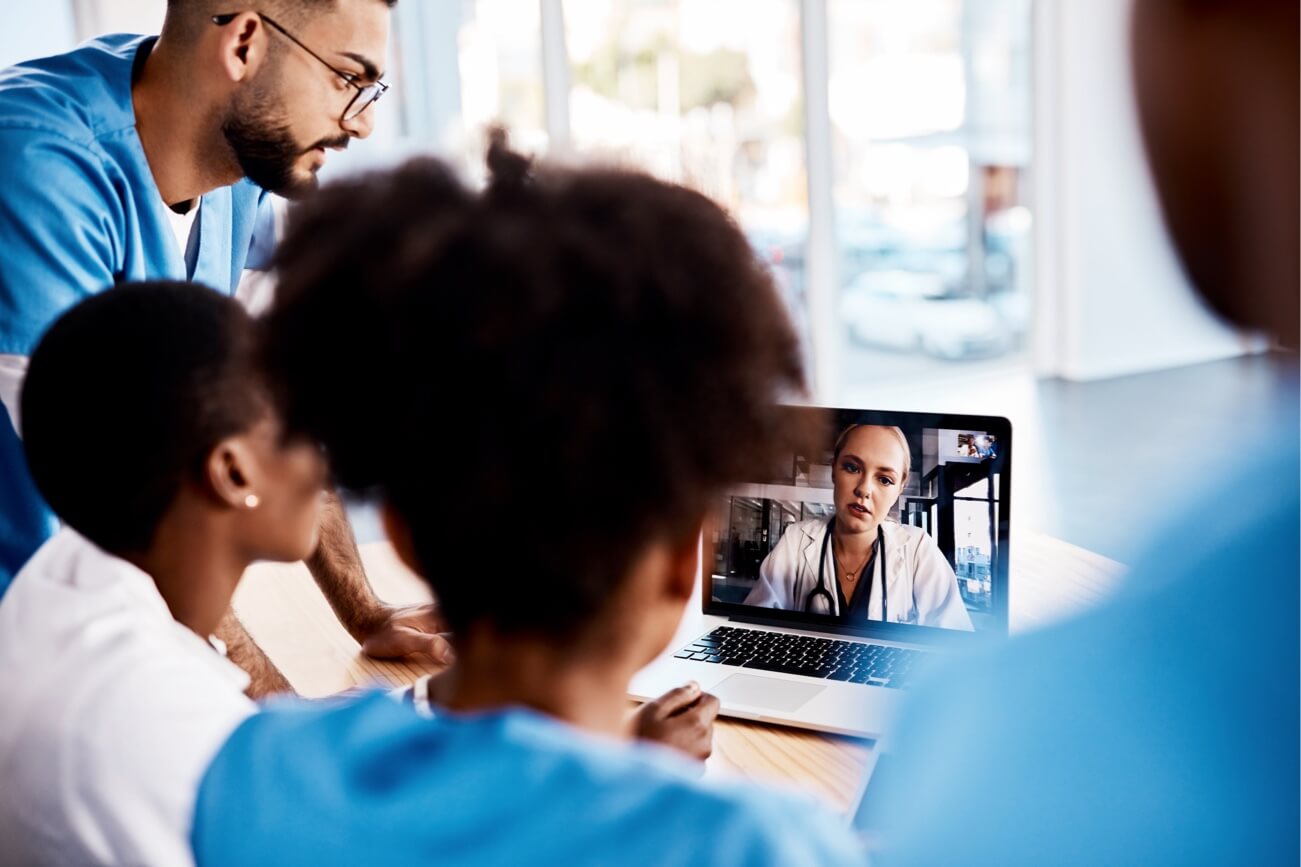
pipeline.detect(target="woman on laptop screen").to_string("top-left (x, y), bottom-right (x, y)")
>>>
top-left (745, 424), bottom-right (973, 629)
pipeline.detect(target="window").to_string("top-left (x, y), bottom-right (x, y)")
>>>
top-left (457, 0), bottom-right (547, 151)
top-left (829, 0), bottom-right (1033, 387)
top-left (71, 0), bottom-right (162, 38)
top-left (65, 0), bottom-right (1037, 398)
top-left (563, 0), bottom-right (811, 349)
top-left (386, 0), bottom-right (548, 177)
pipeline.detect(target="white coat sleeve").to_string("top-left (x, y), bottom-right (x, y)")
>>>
top-left (910, 535), bottom-right (974, 630)
top-left (73, 644), bottom-right (256, 866)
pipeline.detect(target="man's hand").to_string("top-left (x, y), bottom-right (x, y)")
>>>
top-left (630, 682), bottom-right (720, 761)
top-left (359, 603), bottom-right (455, 665)
top-left (303, 493), bottom-right (454, 665)
top-left (217, 610), bottom-right (294, 699)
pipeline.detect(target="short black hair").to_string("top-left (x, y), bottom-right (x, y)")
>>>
top-left (22, 282), bottom-right (270, 555)
top-left (263, 139), bottom-right (810, 639)
top-left (163, 0), bottom-right (398, 42)
top-left (165, 0), bottom-right (398, 12)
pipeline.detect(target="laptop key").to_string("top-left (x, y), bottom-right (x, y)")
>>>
top-left (696, 630), bottom-right (929, 684)
top-left (744, 659), bottom-right (822, 677)
top-left (673, 650), bottom-right (695, 659)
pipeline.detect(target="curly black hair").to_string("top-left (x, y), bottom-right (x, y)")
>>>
top-left (262, 135), bottom-right (811, 639)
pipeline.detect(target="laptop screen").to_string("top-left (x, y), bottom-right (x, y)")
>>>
top-left (704, 406), bottom-right (1011, 641)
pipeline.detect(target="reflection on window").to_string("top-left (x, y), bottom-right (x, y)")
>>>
top-left (953, 498), bottom-right (993, 612)
top-left (563, 0), bottom-right (811, 350)
top-left (829, 0), bottom-right (1032, 384)
top-left (458, 0), bottom-right (547, 152)
top-left (65, 0), bottom-right (1037, 392)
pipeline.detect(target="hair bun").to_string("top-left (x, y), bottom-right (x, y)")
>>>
top-left (485, 126), bottom-right (533, 192)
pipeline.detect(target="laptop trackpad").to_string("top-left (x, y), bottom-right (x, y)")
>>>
top-left (712, 674), bottom-right (825, 712)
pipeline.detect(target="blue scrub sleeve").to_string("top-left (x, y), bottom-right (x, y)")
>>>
top-left (0, 129), bottom-right (123, 589)
top-left (0, 416), bottom-right (55, 593)
top-left (0, 128), bottom-right (122, 356)
top-left (243, 192), bottom-right (278, 273)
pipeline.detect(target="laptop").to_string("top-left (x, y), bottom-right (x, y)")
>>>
top-left (630, 406), bottom-right (1011, 739)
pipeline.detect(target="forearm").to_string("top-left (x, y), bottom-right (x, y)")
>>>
top-left (216, 609), bottom-right (294, 699)
top-left (306, 491), bottom-right (385, 642)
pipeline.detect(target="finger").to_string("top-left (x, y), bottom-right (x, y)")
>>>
top-left (689, 721), bottom-right (714, 760)
top-left (694, 692), bottom-right (721, 724)
top-left (393, 628), bottom-right (456, 664)
top-left (362, 625), bottom-right (455, 663)
top-left (693, 699), bottom-right (719, 759)
top-left (675, 696), bottom-right (717, 736)
top-left (646, 682), bottom-right (702, 718)
top-left (360, 630), bottom-right (400, 659)
top-left (683, 711), bottom-right (715, 760)
top-left (427, 632), bottom-right (456, 665)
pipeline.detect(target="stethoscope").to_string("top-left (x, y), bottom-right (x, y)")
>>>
top-left (804, 517), bottom-right (887, 619)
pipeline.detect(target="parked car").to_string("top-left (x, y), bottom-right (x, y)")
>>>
top-left (841, 270), bottom-right (1012, 360)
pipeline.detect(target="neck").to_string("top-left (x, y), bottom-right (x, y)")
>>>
top-left (126, 497), bottom-right (249, 639)
top-left (132, 35), bottom-right (243, 206)
top-left (430, 629), bottom-right (636, 739)
top-left (833, 521), bottom-right (876, 560)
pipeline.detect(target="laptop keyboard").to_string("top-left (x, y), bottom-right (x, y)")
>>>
top-left (672, 626), bottom-right (925, 689)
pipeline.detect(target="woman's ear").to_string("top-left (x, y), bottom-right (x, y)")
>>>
top-left (204, 436), bottom-right (260, 510)
top-left (381, 503), bottom-right (422, 577)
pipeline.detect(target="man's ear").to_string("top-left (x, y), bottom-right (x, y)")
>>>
top-left (214, 12), bottom-right (269, 83)
top-left (204, 436), bottom-right (260, 509)
top-left (664, 522), bottom-right (703, 603)
top-left (381, 503), bottom-right (422, 577)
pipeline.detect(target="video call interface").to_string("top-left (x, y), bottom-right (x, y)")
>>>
top-left (708, 410), bottom-right (1006, 632)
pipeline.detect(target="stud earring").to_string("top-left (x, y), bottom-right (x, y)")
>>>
top-left (244, 494), bottom-right (260, 509)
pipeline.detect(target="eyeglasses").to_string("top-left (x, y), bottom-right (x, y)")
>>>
top-left (211, 12), bottom-right (389, 123)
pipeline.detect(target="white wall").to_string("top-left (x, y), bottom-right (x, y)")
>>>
top-left (1031, 0), bottom-right (1261, 382)
top-left (1, 4), bottom-right (77, 69)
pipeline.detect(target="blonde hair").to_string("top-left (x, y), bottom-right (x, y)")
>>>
top-left (832, 424), bottom-right (911, 489)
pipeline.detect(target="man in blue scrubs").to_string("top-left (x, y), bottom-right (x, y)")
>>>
top-left (868, 1), bottom-right (1298, 863)
top-left (0, 0), bottom-right (455, 690)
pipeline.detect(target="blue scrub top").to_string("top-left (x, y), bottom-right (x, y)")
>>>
top-left (868, 426), bottom-right (1300, 865)
top-left (0, 34), bottom-right (273, 592)
top-left (192, 694), bottom-right (868, 867)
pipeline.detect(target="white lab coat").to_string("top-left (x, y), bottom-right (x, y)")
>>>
top-left (0, 529), bottom-right (256, 867)
top-left (744, 518), bottom-right (974, 630)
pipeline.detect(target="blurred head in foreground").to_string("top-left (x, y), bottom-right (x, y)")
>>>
top-left (263, 133), bottom-right (812, 672)
top-left (1131, 0), bottom-right (1299, 347)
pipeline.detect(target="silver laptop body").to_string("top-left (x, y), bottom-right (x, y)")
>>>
top-left (630, 406), bottom-right (1012, 739)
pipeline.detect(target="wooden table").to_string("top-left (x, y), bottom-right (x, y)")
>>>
top-left (233, 531), bottom-right (1124, 813)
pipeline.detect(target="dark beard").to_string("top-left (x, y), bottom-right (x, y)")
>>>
top-left (221, 111), bottom-right (316, 199)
